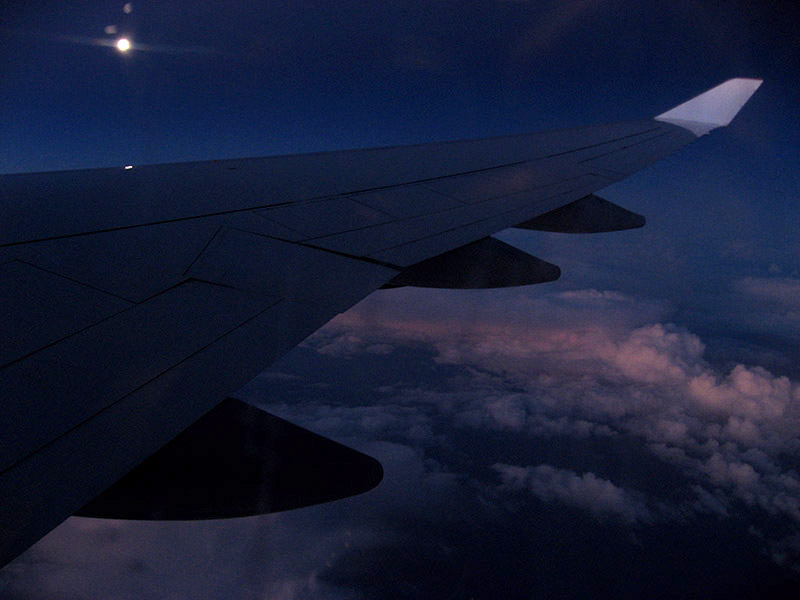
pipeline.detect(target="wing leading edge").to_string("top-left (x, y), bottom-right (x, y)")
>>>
top-left (0, 79), bottom-right (762, 568)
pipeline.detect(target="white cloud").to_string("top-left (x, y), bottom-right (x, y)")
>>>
top-left (8, 282), bottom-right (799, 593)
top-left (306, 286), bottom-right (800, 533)
top-left (492, 463), bottom-right (651, 523)
top-left (723, 277), bottom-right (800, 344)
top-left (733, 277), bottom-right (800, 309)
top-left (5, 440), bottom-right (450, 600)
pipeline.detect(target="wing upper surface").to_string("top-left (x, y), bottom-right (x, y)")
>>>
top-left (0, 79), bottom-right (761, 567)
top-left (1, 120), bottom-right (687, 247)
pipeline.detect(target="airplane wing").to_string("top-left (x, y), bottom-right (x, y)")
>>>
top-left (0, 78), bottom-right (762, 567)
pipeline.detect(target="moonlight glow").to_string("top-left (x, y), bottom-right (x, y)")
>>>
top-left (116, 38), bottom-right (130, 52)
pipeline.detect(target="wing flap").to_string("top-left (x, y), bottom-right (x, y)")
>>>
top-left (9, 220), bottom-right (222, 302)
top-left (187, 227), bottom-right (397, 309)
top-left (348, 184), bottom-right (463, 218)
top-left (255, 197), bottom-right (393, 238)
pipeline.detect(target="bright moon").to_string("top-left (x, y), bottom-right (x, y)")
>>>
top-left (116, 38), bottom-right (130, 52)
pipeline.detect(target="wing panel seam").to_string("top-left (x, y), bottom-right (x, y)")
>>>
top-left (366, 176), bottom-right (605, 257)
top-left (543, 125), bottom-right (664, 158)
top-left (1, 125), bottom-right (674, 249)
top-left (0, 292), bottom-right (283, 478)
top-left (576, 129), bottom-right (677, 164)
top-left (11, 258), bottom-right (136, 304)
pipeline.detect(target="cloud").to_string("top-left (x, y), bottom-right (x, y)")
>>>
top-left (6, 282), bottom-right (799, 595)
top-left (733, 277), bottom-right (800, 309)
top-left (2, 439), bottom-right (472, 600)
top-left (264, 400), bottom-right (440, 447)
top-left (492, 463), bottom-right (651, 522)
top-left (725, 277), bottom-right (800, 345)
top-left (303, 286), bottom-right (800, 541)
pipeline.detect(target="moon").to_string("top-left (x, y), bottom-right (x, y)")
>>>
top-left (116, 38), bottom-right (131, 52)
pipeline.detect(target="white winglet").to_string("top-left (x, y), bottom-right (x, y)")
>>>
top-left (655, 78), bottom-right (762, 136)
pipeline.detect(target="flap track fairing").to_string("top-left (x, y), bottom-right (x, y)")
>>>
top-left (514, 194), bottom-right (645, 234)
top-left (77, 398), bottom-right (383, 520)
top-left (383, 236), bottom-right (560, 289)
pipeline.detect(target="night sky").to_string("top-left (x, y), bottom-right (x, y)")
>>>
top-left (2, 1), bottom-right (800, 599)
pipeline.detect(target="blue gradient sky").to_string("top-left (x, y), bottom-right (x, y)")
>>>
top-left (1, 1), bottom-right (799, 598)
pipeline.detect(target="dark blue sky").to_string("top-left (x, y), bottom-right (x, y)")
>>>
top-left (2, 2), bottom-right (799, 599)
top-left (2, 1), bottom-right (798, 172)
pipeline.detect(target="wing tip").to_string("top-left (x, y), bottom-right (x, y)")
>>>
top-left (655, 78), bottom-right (762, 136)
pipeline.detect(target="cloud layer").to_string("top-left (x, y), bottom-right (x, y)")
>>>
top-left (492, 463), bottom-right (652, 522)
top-left (5, 283), bottom-right (799, 597)
top-left (304, 286), bottom-right (800, 547)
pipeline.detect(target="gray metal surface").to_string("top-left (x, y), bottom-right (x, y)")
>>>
top-left (0, 120), bottom-right (684, 247)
